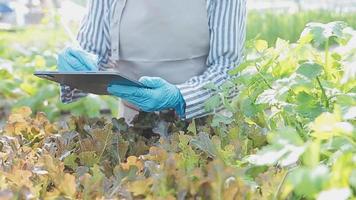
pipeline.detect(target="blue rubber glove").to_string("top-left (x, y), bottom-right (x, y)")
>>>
top-left (57, 47), bottom-right (98, 71)
top-left (107, 77), bottom-right (186, 118)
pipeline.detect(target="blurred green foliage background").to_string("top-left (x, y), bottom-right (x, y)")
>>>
top-left (247, 10), bottom-right (356, 44)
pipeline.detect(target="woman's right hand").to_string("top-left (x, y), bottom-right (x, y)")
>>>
top-left (57, 47), bottom-right (98, 72)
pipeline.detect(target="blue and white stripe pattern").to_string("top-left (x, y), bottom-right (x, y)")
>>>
top-left (77, 0), bottom-right (111, 66)
top-left (177, 0), bottom-right (246, 119)
top-left (61, 0), bottom-right (246, 119)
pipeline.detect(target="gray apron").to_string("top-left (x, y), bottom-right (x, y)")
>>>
top-left (110, 0), bottom-right (210, 121)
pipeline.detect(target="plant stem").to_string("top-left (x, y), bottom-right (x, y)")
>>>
top-left (255, 65), bottom-right (273, 89)
top-left (324, 39), bottom-right (330, 79)
top-left (98, 130), bottom-right (112, 161)
top-left (274, 167), bottom-right (297, 200)
top-left (316, 77), bottom-right (329, 109)
top-left (343, 135), bottom-right (356, 147)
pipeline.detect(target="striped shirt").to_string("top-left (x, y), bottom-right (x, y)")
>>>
top-left (61, 0), bottom-right (246, 119)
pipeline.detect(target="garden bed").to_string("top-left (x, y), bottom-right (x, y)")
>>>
top-left (0, 22), bottom-right (355, 199)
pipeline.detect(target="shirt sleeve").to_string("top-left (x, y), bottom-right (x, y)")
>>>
top-left (60, 0), bottom-right (111, 103)
top-left (77, 0), bottom-right (111, 66)
top-left (176, 0), bottom-right (247, 119)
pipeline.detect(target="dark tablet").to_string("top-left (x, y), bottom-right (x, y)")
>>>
top-left (34, 71), bottom-right (148, 95)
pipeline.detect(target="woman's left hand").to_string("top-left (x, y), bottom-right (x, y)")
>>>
top-left (57, 47), bottom-right (98, 72)
top-left (107, 77), bottom-right (186, 118)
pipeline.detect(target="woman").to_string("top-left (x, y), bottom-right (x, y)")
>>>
top-left (58, 0), bottom-right (246, 122)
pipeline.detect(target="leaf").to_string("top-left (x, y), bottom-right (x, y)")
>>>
top-left (241, 98), bottom-right (261, 118)
top-left (228, 60), bottom-right (254, 76)
top-left (329, 153), bottom-right (355, 189)
top-left (152, 119), bottom-right (169, 137)
top-left (20, 82), bottom-right (36, 95)
top-left (221, 81), bottom-right (235, 92)
top-left (301, 21), bottom-right (349, 47)
top-left (187, 119), bottom-right (197, 135)
top-left (350, 170), bottom-right (356, 189)
top-left (64, 154), bottom-right (78, 169)
top-left (256, 87), bottom-right (289, 106)
top-left (248, 127), bottom-right (305, 167)
top-left (112, 118), bottom-right (129, 132)
top-left (247, 146), bottom-right (288, 166)
top-left (78, 151), bottom-right (99, 167)
top-left (32, 167), bottom-right (49, 175)
top-left (275, 38), bottom-right (290, 50)
top-left (245, 166), bottom-right (268, 179)
top-left (343, 106), bottom-right (356, 120)
top-left (3, 169), bottom-right (33, 189)
top-left (288, 165), bottom-right (329, 199)
top-left (145, 147), bottom-right (168, 163)
top-left (303, 25), bottom-right (326, 47)
top-left (255, 168), bottom-right (287, 199)
top-left (296, 62), bottom-right (323, 80)
top-left (191, 133), bottom-right (217, 158)
top-left (8, 106), bottom-right (32, 123)
top-left (331, 52), bottom-right (342, 61)
top-left (298, 32), bottom-right (313, 45)
top-left (79, 165), bottom-right (105, 199)
top-left (211, 113), bottom-right (234, 127)
top-left (310, 112), bottom-right (354, 140)
top-left (295, 92), bottom-right (323, 119)
top-left (341, 60), bottom-right (356, 85)
top-left (121, 156), bottom-right (143, 171)
top-left (128, 178), bottom-right (154, 197)
top-left (248, 129), bottom-right (268, 148)
top-left (302, 141), bottom-right (320, 168)
top-left (317, 188), bottom-right (351, 200)
top-left (255, 40), bottom-right (268, 52)
top-left (83, 97), bottom-right (101, 118)
top-left (58, 173), bottom-right (77, 198)
top-left (268, 127), bottom-right (304, 146)
top-left (34, 55), bottom-right (46, 68)
top-left (204, 94), bottom-right (221, 112)
top-left (117, 140), bottom-right (129, 161)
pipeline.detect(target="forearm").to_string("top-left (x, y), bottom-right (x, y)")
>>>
top-left (176, 59), bottom-right (243, 119)
top-left (177, 0), bottom-right (246, 119)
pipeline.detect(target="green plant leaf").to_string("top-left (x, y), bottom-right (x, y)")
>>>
top-left (191, 132), bottom-right (217, 158)
top-left (296, 62), bottom-right (323, 79)
top-left (78, 151), bottom-right (99, 167)
top-left (288, 165), bottom-right (330, 199)
top-left (301, 21), bottom-right (349, 47)
top-left (295, 91), bottom-right (323, 119)
top-left (255, 40), bottom-right (268, 52)
top-left (204, 94), bottom-right (221, 112)
top-left (317, 188), bottom-right (351, 200)
top-left (187, 119), bottom-right (197, 135)
top-left (302, 141), bottom-right (320, 168)
top-left (211, 113), bottom-right (235, 127)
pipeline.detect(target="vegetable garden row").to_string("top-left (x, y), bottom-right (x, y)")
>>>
top-left (0, 21), bottom-right (355, 199)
